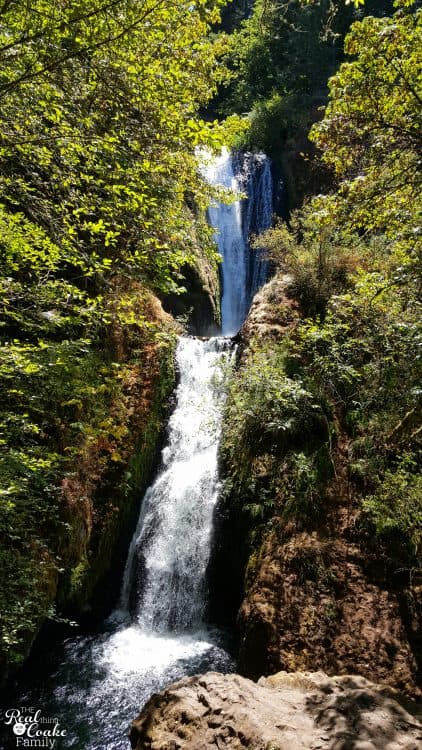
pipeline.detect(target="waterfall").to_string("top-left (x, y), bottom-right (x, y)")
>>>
top-left (121, 337), bottom-right (231, 631)
top-left (202, 147), bottom-right (273, 336)
top-left (14, 337), bottom-right (235, 750)
top-left (12, 148), bottom-right (274, 750)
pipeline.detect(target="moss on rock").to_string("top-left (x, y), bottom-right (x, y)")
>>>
top-left (210, 275), bottom-right (421, 699)
top-left (0, 287), bottom-right (178, 680)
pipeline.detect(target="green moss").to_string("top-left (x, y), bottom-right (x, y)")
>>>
top-left (61, 334), bottom-right (177, 611)
top-left (69, 557), bottom-right (90, 601)
top-left (0, 319), bottom-right (177, 673)
top-left (245, 546), bottom-right (263, 589)
top-left (221, 338), bottom-right (332, 535)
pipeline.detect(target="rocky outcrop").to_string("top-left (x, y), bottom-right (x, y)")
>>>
top-left (210, 273), bottom-right (421, 699)
top-left (238, 532), bottom-right (419, 697)
top-left (130, 670), bottom-right (422, 750)
top-left (0, 287), bottom-right (179, 683)
top-left (208, 273), bottom-right (301, 628)
top-left (238, 274), bottom-right (299, 346)
top-left (163, 249), bottom-right (220, 336)
top-left (58, 292), bottom-right (178, 621)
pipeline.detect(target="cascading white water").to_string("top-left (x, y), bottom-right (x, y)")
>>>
top-left (11, 150), bottom-right (275, 750)
top-left (13, 338), bottom-right (234, 750)
top-left (203, 150), bottom-right (247, 336)
top-left (202, 147), bottom-right (273, 336)
top-left (238, 151), bottom-right (273, 296)
top-left (122, 337), bottom-right (230, 631)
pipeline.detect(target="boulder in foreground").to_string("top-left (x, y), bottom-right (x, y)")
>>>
top-left (130, 670), bottom-right (422, 750)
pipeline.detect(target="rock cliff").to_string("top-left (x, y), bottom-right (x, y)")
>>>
top-left (58, 291), bottom-right (179, 621)
top-left (162, 229), bottom-right (221, 335)
top-left (209, 274), bottom-right (421, 698)
top-left (0, 288), bottom-right (179, 684)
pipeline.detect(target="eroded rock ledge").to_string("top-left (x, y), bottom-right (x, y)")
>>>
top-left (130, 670), bottom-right (422, 750)
top-left (209, 273), bottom-right (421, 697)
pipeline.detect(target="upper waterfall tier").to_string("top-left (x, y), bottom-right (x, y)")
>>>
top-left (203, 148), bottom-right (273, 336)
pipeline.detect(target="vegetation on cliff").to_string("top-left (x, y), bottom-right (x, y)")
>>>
top-left (213, 0), bottom-right (351, 204)
top-left (214, 0), bottom-right (397, 205)
top-left (219, 0), bottom-right (421, 694)
top-left (0, 0), bottom-right (234, 674)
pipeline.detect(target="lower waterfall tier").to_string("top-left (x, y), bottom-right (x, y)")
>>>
top-left (2, 338), bottom-right (235, 750)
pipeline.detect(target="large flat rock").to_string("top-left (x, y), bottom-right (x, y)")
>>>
top-left (130, 670), bottom-right (422, 750)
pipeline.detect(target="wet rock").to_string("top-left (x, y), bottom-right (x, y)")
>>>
top-left (130, 670), bottom-right (422, 750)
top-left (239, 273), bottom-right (299, 346)
top-left (162, 253), bottom-right (220, 336)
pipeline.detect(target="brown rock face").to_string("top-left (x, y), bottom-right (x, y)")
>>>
top-left (239, 274), bottom-right (299, 345)
top-left (212, 271), bottom-right (421, 698)
top-left (238, 532), bottom-right (419, 697)
top-left (130, 670), bottom-right (422, 750)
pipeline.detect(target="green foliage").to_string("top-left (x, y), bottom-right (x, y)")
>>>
top-left (222, 0), bottom-right (421, 570)
top-left (0, 316), bottom-right (177, 666)
top-left (217, 0), bottom-right (347, 112)
top-left (363, 456), bottom-right (422, 563)
top-left (0, 338), bottom-right (112, 662)
top-left (244, 92), bottom-right (308, 155)
top-left (0, 0), bottom-right (236, 671)
top-left (254, 0), bottom-right (422, 452)
top-left (0, 0), bottom-right (234, 300)
top-left (223, 342), bottom-right (324, 452)
top-left (283, 1), bottom-right (422, 462)
top-left (0, 547), bottom-right (57, 663)
top-left (204, 10), bottom-right (422, 696)
top-left (309, 0), bottom-right (422, 264)
top-left (222, 280), bottom-right (420, 560)
top-left (257, 208), bottom-right (359, 316)
top-left (283, 450), bottom-right (330, 523)
top-left (288, 545), bottom-right (333, 586)
top-left (221, 340), bottom-right (331, 534)
top-left (214, 0), bottom-right (353, 157)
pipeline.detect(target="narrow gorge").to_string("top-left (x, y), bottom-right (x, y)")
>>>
top-left (0, 150), bottom-right (274, 749)
top-left (1, 1), bottom-right (421, 748)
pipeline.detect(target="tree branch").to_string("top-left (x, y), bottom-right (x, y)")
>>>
top-left (0, 0), bottom-right (173, 97)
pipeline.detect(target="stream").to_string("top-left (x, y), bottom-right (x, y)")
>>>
top-left (0, 150), bottom-right (273, 750)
